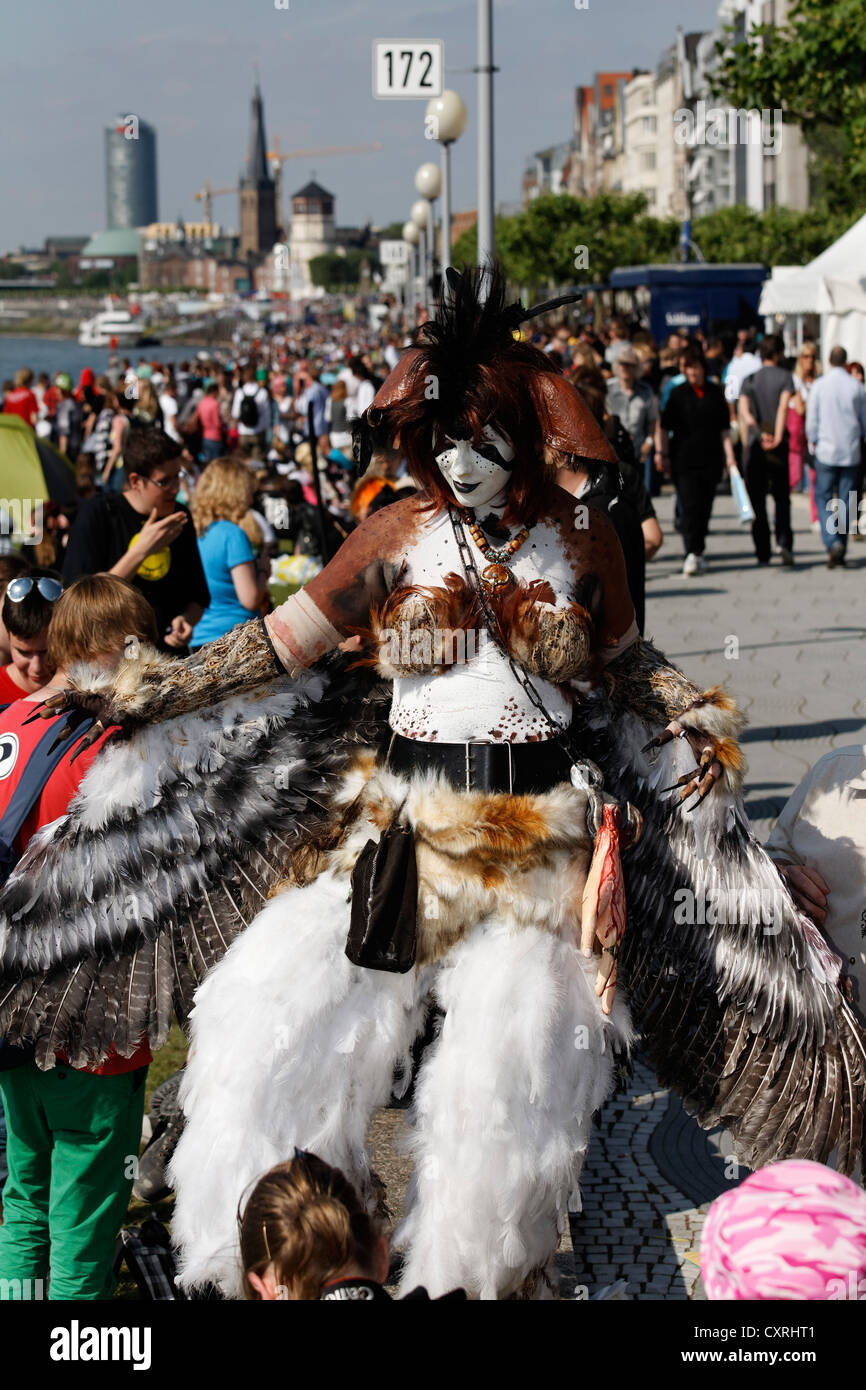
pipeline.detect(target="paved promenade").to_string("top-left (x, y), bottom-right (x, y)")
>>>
top-left (372, 486), bottom-right (866, 1298)
top-left (567, 487), bottom-right (866, 1299)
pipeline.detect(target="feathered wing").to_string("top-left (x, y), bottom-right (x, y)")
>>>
top-left (0, 658), bottom-right (389, 1068)
top-left (576, 698), bottom-right (866, 1176)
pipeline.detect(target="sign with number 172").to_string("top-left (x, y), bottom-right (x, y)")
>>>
top-left (373, 40), bottom-right (443, 99)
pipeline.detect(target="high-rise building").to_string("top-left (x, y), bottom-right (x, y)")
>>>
top-left (105, 116), bottom-right (158, 229)
top-left (239, 84), bottom-right (278, 258)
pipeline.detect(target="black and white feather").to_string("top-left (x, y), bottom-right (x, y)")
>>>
top-left (1, 653), bottom-right (864, 1180)
top-left (573, 695), bottom-right (866, 1176)
top-left (0, 656), bottom-right (389, 1069)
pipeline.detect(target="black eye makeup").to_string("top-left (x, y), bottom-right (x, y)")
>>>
top-left (438, 437), bottom-right (512, 469)
top-left (476, 443), bottom-right (511, 467)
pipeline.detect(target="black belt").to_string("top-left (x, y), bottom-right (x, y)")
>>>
top-left (383, 731), bottom-right (572, 795)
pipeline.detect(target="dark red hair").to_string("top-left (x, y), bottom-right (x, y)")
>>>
top-left (369, 267), bottom-right (567, 527)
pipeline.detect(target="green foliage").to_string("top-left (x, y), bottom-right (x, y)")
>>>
top-left (308, 249), bottom-right (379, 292)
top-left (690, 204), bottom-right (855, 266)
top-left (711, 0), bottom-right (866, 214)
top-left (452, 191), bottom-right (854, 284)
top-left (452, 193), bottom-right (679, 290)
top-left (50, 259), bottom-right (74, 289)
top-left (77, 263), bottom-right (138, 292)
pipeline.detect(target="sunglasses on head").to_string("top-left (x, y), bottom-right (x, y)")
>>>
top-left (6, 576), bottom-right (63, 603)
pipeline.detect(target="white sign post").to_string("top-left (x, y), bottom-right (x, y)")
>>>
top-left (373, 41), bottom-right (443, 99)
top-left (379, 239), bottom-right (411, 267)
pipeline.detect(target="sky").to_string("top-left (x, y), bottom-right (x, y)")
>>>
top-left (1, 0), bottom-right (724, 250)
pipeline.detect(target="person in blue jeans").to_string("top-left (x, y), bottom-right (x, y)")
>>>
top-left (189, 458), bottom-right (270, 650)
top-left (806, 345), bottom-right (866, 568)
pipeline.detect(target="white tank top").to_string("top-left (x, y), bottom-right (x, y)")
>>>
top-left (388, 509), bottom-right (574, 744)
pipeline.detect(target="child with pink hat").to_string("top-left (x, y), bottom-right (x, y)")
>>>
top-left (701, 1160), bottom-right (866, 1300)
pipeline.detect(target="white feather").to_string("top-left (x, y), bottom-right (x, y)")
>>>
top-left (396, 918), bottom-right (633, 1299)
top-left (169, 869), bottom-right (427, 1296)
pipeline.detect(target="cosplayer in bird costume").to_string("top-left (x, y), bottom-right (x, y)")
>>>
top-left (0, 268), bottom-right (864, 1300)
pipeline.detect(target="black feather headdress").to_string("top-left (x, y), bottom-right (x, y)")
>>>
top-left (352, 263), bottom-right (616, 520)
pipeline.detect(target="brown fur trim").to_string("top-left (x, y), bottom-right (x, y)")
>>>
top-left (605, 639), bottom-right (745, 732)
top-left (680, 686), bottom-right (746, 739)
top-left (325, 762), bottom-right (598, 966)
top-left (66, 621), bottom-right (282, 727)
top-left (364, 574), bottom-right (593, 685)
top-left (491, 582), bottom-right (593, 683)
top-left (711, 736), bottom-right (745, 779)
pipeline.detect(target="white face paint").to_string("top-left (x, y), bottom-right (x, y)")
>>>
top-left (434, 425), bottom-right (515, 510)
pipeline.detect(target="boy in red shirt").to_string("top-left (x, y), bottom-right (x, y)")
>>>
top-left (0, 575), bottom-right (159, 1300)
top-left (0, 570), bottom-right (63, 708)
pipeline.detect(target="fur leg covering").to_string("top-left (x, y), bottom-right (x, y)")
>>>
top-left (396, 918), bottom-right (634, 1300)
top-left (169, 869), bottom-right (427, 1296)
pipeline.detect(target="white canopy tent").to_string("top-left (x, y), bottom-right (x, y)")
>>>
top-left (759, 212), bottom-right (866, 367)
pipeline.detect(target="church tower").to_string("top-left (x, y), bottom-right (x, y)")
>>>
top-left (239, 83), bottom-right (277, 258)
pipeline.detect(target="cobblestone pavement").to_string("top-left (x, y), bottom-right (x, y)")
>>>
top-left (370, 487), bottom-right (866, 1298)
top-left (569, 486), bottom-right (866, 1300)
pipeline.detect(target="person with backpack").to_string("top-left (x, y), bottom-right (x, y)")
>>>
top-left (51, 374), bottom-right (83, 460)
top-left (82, 388), bottom-right (127, 488)
top-left (232, 365), bottom-right (270, 458)
top-left (0, 575), bottom-right (160, 1300)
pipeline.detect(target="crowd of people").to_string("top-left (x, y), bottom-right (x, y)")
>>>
top-left (536, 315), bottom-right (866, 575)
top-left (0, 297), bottom-right (865, 1306)
top-left (4, 311), bottom-right (866, 618)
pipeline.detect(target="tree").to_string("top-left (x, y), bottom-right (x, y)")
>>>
top-left (308, 250), bottom-right (379, 292)
top-left (451, 194), bottom-right (679, 290)
top-left (690, 204), bottom-right (853, 266)
top-left (711, 0), bottom-right (866, 214)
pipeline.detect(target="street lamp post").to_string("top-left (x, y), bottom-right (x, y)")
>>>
top-left (412, 189), bottom-right (436, 311)
top-left (477, 0), bottom-right (495, 270)
top-left (425, 90), bottom-right (468, 283)
top-left (402, 219), bottom-right (420, 333)
top-left (410, 200), bottom-right (429, 317)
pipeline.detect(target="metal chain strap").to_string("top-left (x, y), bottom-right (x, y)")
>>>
top-left (448, 503), bottom-right (577, 755)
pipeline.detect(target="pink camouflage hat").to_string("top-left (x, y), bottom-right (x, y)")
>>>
top-left (701, 1160), bottom-right (866, 1301)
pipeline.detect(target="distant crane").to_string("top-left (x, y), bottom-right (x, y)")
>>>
top-left (193, 182), bottom-right (239, 229)
top-left (194, 141), bottom-right (383, 229)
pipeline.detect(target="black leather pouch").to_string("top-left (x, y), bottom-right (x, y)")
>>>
top-left (345, 808), bottom-right (418, 973)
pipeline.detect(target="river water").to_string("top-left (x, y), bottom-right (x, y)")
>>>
top-left (0, 337), bottom-right (224, 384)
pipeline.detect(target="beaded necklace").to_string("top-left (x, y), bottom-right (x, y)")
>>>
top-left (463, 510), bottom-right (530, 592)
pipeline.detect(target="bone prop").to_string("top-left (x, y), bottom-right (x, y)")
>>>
top-left (580, 803), bottom-right (627, 1015)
